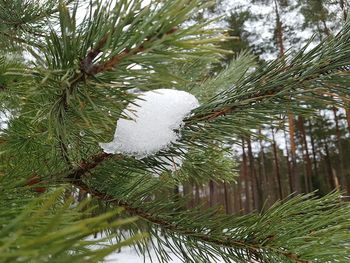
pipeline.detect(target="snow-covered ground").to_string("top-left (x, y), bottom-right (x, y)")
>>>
top-left (104, 246), bottom-right (183, 263)
top-left (87, 234), bottom-right (226, 263)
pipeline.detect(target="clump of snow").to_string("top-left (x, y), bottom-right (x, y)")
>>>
top-left (0, 110), bottom-right (10, 131)
top-left (99, 89), bottom-right (199, 159)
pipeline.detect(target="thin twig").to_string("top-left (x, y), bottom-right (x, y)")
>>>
top-left (80, 34), bottom-right (110, 75)
top-left (86, 28), bottom-right (177, 75)
top-left (56, 28), bottom-right (178, 165)
top-left (67, 152), bottom-right (113, 180)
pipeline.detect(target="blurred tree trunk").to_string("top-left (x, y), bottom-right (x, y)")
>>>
top-left (183, 183), bottom-right (193, 209)
top-left (346, 109), bottom-right (350, 135)
top-left (272, 128), bottom-right (283, 199)
top-left (223, 182), bottom-right (231, 214)
top-left (283, 129), bottom-right (293, 194)
top-left (288, 114), bottom-right (300, 193)
top-left (209, 180), bottom-right (215, 207)
top-left (242, 138), bottom-right (250, 213)
top-left (194, 183), bottom-right (200, 206)
top-left (324, 140), bottom-right (338, 190)
top-left (339, 0), bottom-right (348, 21)
top-left (333, 108), bottom-right (348, 193)
top-left (308, 120), bottom-right (319, 180)
top-left (258, 129), bottom-right (268, 204)
top-left (298, 116), bottom-right (313, 193)
top-left (247, 137), bottom-right (262, 210)
top-left (274, 0), bottom-right (300, 194)
top-left (339, 0), bottom-right (350, 143)
top-left (233, 178), bottom-right (243, 214)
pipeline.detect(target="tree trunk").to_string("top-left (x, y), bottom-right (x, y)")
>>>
top-left (242, 138), bottom-right (250, 213)
top-left (274, 0), bottom-right (284, 55)
top-left (346, 109), bottom-right (350, 135)
top-left (288, 114), bottom-right (300, 193)
top-left (308, 120), bottom-right (319, 179)
top-left (209, 180), bottom-right (215, 207)
top-left (283, 129), bottom-right (293, 195)
top-left (339, 0), bottom-right (348, 20)
top-left (272, 128), bottom-right (283, 200)
top-left (297, 116), bottom-right (313, 193)
top-left (194, 183), bottom-right (200, 206)
top-left (247, 137), bottom-right (262, 211)
top-left (274, 0), bottom-right (300, 194)
top-left (234, 177), bottom-right (243, 214)
top-left (223, 182), bottom-right (230, 214)
top-left (258, 129), bottom-right (268, 205)
top-left (324, 140), bottom-right (337, 190)
top-left (333, 107), bottom-right (348, 193)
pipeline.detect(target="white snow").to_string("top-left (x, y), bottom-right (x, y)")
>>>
top-left (87, 234), bottom-right (228, 263)
top-left (104, 245), bottom-right (183, 263)
top-left (99, 89), bottom-right (199, 158)
top-left (0, 110), bottom-right (10, 131)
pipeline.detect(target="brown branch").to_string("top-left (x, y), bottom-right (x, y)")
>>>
top-left (66, 152), bottom-right (113, 180)
top-left (80, 34), bottom-right (110, 75)
top-left (88, 46), bottom-right (142, 75)
top-left (188, 62), bottom-right (349, 123)
top-left (68, 174), bottom-right (309, 263)
top-left (62, 148), bottom-right (309, 262)
top-left (86, 27), bottom-right (177, 75)
top-left (56, 28), bottom-right (178, 163)
top-left (189, 91), bottom-right (279, 122)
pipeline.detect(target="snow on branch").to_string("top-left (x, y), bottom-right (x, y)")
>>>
top-left (99, 89), bottom-right (199, 159)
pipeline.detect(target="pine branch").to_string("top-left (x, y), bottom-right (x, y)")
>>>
top-left (86, 28), bottom-right (178, 75)
top-left (61, 150), bottom-right (347, 263)
top-left (69, 177), bottom-right (309, 263)
top-left (80, 34), bottom-right (110, 75)
top-left (53, 22), bottom-right (179, 166)
top-left (78, 27), bottom-right (177, 76)
top-left (0, 31), bottom-right (43, 49)
top-left (58, 26), bottom-right (179, 106)
top-left (0, 0), bottom-right (76, 48)
top-left (67, 152), bottom-right (113, 180)
top-left (3, 1), bottom-right (350, 262)
top-left (0, 182), bottom-right (143, 263)
top-left (0, 0), bottom-right (76, 27)
top-left (186, 21), bottom-right (350, 124)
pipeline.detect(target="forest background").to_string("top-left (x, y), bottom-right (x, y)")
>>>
top-left (185, 0), bottom-right (350, 214)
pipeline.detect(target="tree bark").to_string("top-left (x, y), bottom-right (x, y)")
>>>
top-left (194, 183), bottom-right (200, 206)
top-left (324, 140), bottom-right (337, 190)
top-left (308, 120), bottom-right (319, 180)
top-left (272, 128), bottom-right (283, 200)
top-left (346, 109), bottom-right (350, 135)
top-left (339, 0), bottom-right (348, 21)
top-left (247, 137), bottom-right (262, 211)
top-left (274, 0), bottom-right (300, 194)
top-left (283, 129), bottom-right (293, 195)
top-left (332, 107), bottom-right (348, 193)
top-left (258, 129), bottom-right (268, 204)
top-left (288, 114), bottom-right (300, 193)
top-left (209, 180), bottom-right (215, 207)
top-left (223, 182), bottom-right (230, 214)
top-left (242, 138), bottom-right (250, 213)
top-left (297, 116), bottom-right (313, 193)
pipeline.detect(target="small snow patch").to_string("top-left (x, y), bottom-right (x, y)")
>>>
top-left (0, 110), bottom-right (10, 132)
top-left (99, 89), bottom-right (199, 159)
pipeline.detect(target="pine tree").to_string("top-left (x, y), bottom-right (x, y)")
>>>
top-left (1, 1), bottom-right (350, 262)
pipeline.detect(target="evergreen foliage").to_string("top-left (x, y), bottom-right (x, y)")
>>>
top-left (1, 0), bottom-right (350, 262)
